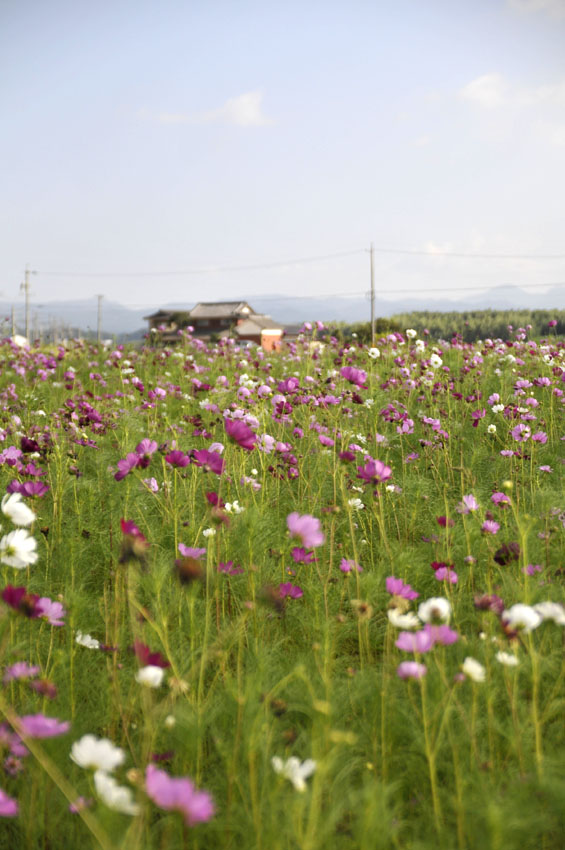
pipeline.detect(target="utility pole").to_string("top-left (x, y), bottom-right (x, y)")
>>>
top-left (97, 294), bottom-right (103, 343)
top-left (21, 265), bottom-right (31, 339)
top-left (370, 242), bottom-right (375, 346)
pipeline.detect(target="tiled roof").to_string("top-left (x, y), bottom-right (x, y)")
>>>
top-left (189, 301), bottom-right (253, 319)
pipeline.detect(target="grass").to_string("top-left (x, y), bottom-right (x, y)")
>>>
top-left (0, 326), bottom-right (563, 849)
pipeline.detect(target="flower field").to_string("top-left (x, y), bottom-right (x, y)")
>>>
top-left (0, 324), bottom-right (563, 850)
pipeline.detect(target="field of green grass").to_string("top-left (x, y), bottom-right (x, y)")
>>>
top-left (0, 323), bottom-right (563, 849)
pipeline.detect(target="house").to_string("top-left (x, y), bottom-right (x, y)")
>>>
top-left (144, 301), bottom-right (285, 349)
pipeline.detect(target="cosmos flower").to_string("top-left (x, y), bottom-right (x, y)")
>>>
top-left (3, 662), bottom-right (40, 683)
top-left (386, 576), bottom-right (419, 600)
top-left (395, 630), bottom-right (434, 653)
top-left (35, 597), bottom-right (66, 626)
top-left (271, 756), bottom-right (316, 792)
top-left (19, 714), bottom-right (70, 738)
top-left (397, 661), bottom-right (427, 679)
top-left (75, 632), bottom-right (100, 649)
top-left (287, 513), bottom-right (325, 548)
top-left (501, 604), bottom-right (542, 634)
top-left (417, 597), bottom-right (451, 624)
top-left (387, 609), bottom-right (420, 629)
top-left (145, 765), bottom-right (215, 825)
top-left (94, 771), bottom-right (140, 816)
top-left (279, 583), bottom-right (303, 599)
top-left (70, 735), bottom-right (125, 772)
top-left (461, 657), bottom-right (486, 683)
top-left (135, 666), bottom-right (165, 688)
top-left (224, 418), bottom-right (257, 451)
top-left (356, 458), bottom-right (392, 484)
top-left (496, 651), bottom-right (519, 667)
top-left (533, 601), bottom-right (565, 626)
top-left (482, 520), bottom-right (500, 535)
top-left (0, 529), bottom-right (38, 568)
top-left (1, 493), bottom-right (36, 527)
top-left (456, 494), bottom-right (479, 514)
top-left (0, 788), bottom-right (18, 817)
top-left (339, 558), bottom-right (362, 573)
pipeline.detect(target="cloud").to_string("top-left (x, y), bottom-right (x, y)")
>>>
top-left (138, 91), bottom-right (273, 128)
top-left (200, 91), bottom-right (273, 126)
top-left (459, 74), bottom-right (565, 110)
top-left (459, 74), bottom-right (508, 108)
top-left (506, 0), bottom-right (565, 19)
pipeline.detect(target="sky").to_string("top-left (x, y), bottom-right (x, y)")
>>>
top-left (2, 0), bottom-right (565, 315)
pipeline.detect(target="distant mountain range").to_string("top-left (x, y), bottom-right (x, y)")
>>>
top-left (3, 285), bottom-right (564, 337)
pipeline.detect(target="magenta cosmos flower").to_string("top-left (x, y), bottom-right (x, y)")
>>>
top-left (339, 558), bottom-right (362, 573)
top-left (224, 418), bottom-right (257, 451)
top-left (286, 513), bottom-right (325, 548)
top-left (340, 366), bottom-right (368, 388)
top-left (357, 458), bottom-right (392, 484)
top-left (191, 449), bottom-right (224, 475)
top-left (145, 765), bottom-right (214, 826)
top-left (279, 582), bottom-right (303, 599)
top-left (36, 597), bottom-right (66, 626)
top-left (396, 630), bottom-right (434, 653)
top-left (386, 576), bottom-right (418, 600)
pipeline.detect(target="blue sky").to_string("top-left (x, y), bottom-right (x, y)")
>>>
top-left (2, 0), bottom-right (565, 311)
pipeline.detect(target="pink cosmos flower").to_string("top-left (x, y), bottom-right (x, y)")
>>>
top-left (279, 582), bottom-right (303, 599)
top-left (35, 597), bottom-right (66, 626)
top-left (178, 544), bottom-right (206, 559)
top-left (434, 566), bottom-right (458, 584)
top-left (456, 494), bottom-right (479, 514)
top-left (225, 418), bottom-right (257, 451)
top-left (145, 765), bottom-right (214, 826)
top-left (491, 492), bottom-right (510, 507)
top-left (395, 630), bottom-right (434, 653)
top-left (397, 661), bottom-right (427, 679)
top-left (339, 558), bottom-right (363, 573)
top-left (511, 424), bottom-right (531, 442)
top-left (357, 458), bottom-right (392, 484)
top-left (523, 564), bottom-right (543, 576)
top-left (386, 576), bottom-right (419, 600)
top-left (423, 624), bottom-right (459, 645)
top-left (19, 714), bottom-right (70, 738)
top-left (0, 788), bottom-right (18, 817)
top-left (287, 513), bottom-right (325, 548)
top-left (3, 662), bottom-right (40, 683)
top-left (482, 520), bottom-right (500, 535)
top-left (531, 431), bottom-right (547, 444)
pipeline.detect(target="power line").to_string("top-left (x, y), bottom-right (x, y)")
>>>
top-left (31, 244), bottom-right (565, 280)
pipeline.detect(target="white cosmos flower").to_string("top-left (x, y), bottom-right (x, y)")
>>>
top-left (93, 771), bottom-right (140, 815)
top-left (76, 632), bottom-right (100, 649)
top-left (405, 328), bottom-right (417, 339)
top-left (71, 735), bottom-right (125, 772)
top-left (367, 348), bottom-right (380, 359)
top-left (387, 609), bottom-right (420, 629)
top-left (429, 353), bottom-right (443, 368)
top-left (1, 493), bottom-right (36, 527)
top-left (533, 601), bottom-right (565, 626)
top-left (271, 756), bottom-right (316, 792)
top-left (487, 424), bottom-right (497, 434)
top-left (417, 597), bottom-right (451, 624)
top-left (225, 500), bottom-right (244, 515)
top-left (496, 651), bottom-right (519, 667)
top-left (0, 528), bottom-right (38, 568)
top-left (202, 528), bottom-right (216, 538)
top-left (501, 604), bottom-right (542, 634)
top-left (347, 498), bottom-right (364, 510)
top-left (135, 665), bottom-right (164, 688)
top-left (462, 657), bottom-right (486, 683)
